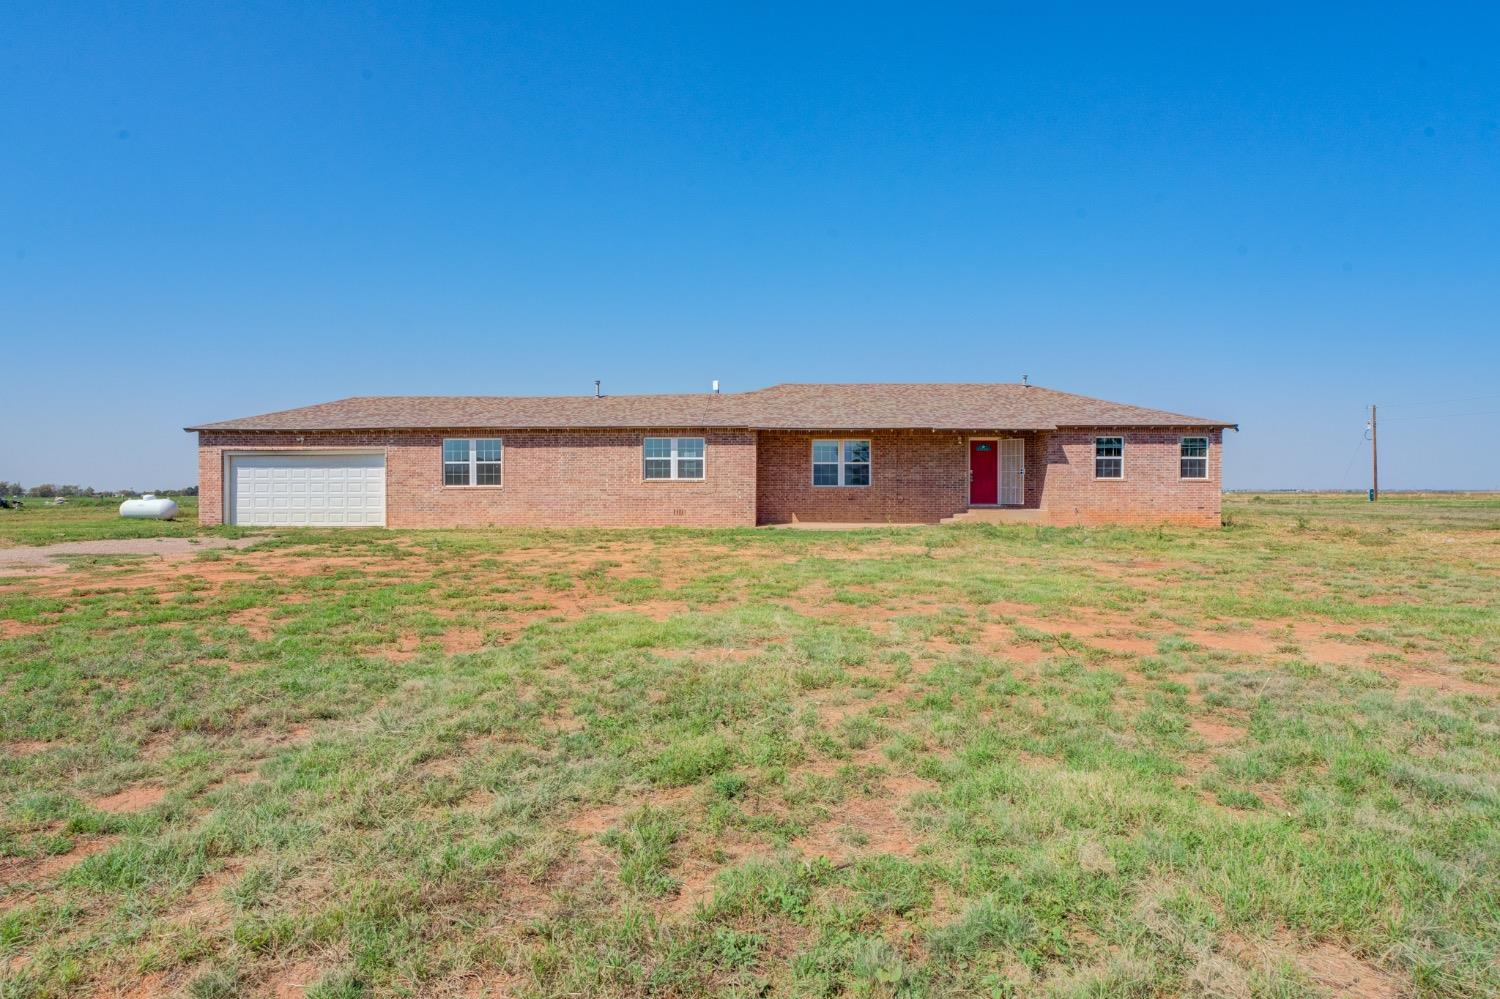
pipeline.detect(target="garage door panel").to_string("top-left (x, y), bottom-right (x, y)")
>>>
top-left (229, 454), bottom-right (385, 527)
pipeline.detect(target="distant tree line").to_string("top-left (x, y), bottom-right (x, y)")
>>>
top-left (0, 482), bottom-right (198, 499)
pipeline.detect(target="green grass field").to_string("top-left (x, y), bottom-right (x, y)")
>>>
top-left (0, 497), bottom-right (237, 548)
top-left (2, 495), bottom-right (1497, 997)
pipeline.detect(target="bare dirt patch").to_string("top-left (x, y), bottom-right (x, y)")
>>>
top-left (539, 707), bottom-right (583, 734)
top-left (1380, 667), bottom-right (1494, 696)
top-left (0, 537), bottom-right (260, 571)
top-left (973, 624), bottom-right (1054, 664)
top-left (1195, 621), bottom-right (1491, 695)
top-left (813, 682), bottom-right (910, 725)
top-left (384, 625), bottom-right (493, 660)
top-left (6, 739), bottom-right (56, 757)
top-left (991, 600), bottom-right (1147, 633)
top-left (667, 839), bottom-right (762, 917)
top-left (440, 627), bottom-right (487, 653)
top-left (1191, 621), bottom-right (1375, 667)
top-left (1, 835), bottom-right (121, 886)
top-left (1088, 559), bottom-right (1175, 580)
top-left (565, 802), bottom-right (627, 836)
top-left (387, 633), bottom-right (422, 661)
top-left (565, 785), bottom-right (695, 839)
top-left (267, 959), bottom-right (329, 999)
top-left (119, 970), bottom-right (170, 998)
top-left (1297, 942), bottom-right (1401, 999)
top-left (1085, 631), bottom-right (1160, 656)
top-left (974, 604), bottom-right (1171, 662)
top-left (259, 723), bottom-right (315, 749)
top-left (684, 646), bottom-right (765, 665)
top-left (39, 835), bottom-right (119, 877)
top-left (419, 754), bottom-right (462, 778)
top-left (139, 732), bottom-right (175, 761)
top-left (171, 860), bottom-right (247, 930)
top-left (94, 783), bottom-right (167, 813)
top-left (1222, 934), bottom-right (1404, 999)
top-left (815, 699), bottom-right (872, 726)
top-left (791, 772), bottom-right (934, 862)
top-left (204, 768), bottom-right (260, 793)
top-left (459, 965), bottom-right (531, 998)
top-left (227, 607), bottom-right (274, 639)
top-left (1190, 717), bottom-right (1246, 746)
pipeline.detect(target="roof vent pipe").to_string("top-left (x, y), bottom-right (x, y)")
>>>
top-left (594, 380), bottom-right (601, 398)
top-left (1022, 374), bottom-right (1029, 388)
top-left (712, 379), bottom-right (720, 395)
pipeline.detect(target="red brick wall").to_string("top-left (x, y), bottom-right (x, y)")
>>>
top-left (1020, 432), bottom-right (1049, 508)
top-left (197, 442), bottom-right (224, 525)
top-left (753, 428), bottom-right (1219, 526)
top-left (197, 425), bottom-right (1223, 529)
top-left (1036, 428), bottom-right (1223, 527)
top-left (196, 429), bottom-right (757, 527)
top-left (756, 430), bottom-right (972, 523)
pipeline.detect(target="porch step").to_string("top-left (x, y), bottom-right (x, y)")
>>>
top-left (941, 507), bottom-right (1050, 525)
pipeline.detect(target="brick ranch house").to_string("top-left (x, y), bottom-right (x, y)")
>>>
top-left (187, 383), bottom-right (1236, 529)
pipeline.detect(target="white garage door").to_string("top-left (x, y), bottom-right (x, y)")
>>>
top-left (228, 453), bottom-right (386, 527)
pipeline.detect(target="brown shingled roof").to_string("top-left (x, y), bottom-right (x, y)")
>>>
top-left (185, 383), bottom-right (1234, 433)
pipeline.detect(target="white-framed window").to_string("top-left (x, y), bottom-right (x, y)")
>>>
top-left (443, 438), bottom-right (503, 486)
top-left (812, 439), bottom-right (871, 487)
top-left (1094, 437), bottom-right (1123, 479)
top-left (643, 437), bottom-right (705, 480)
top-left (1180, 437), bottom-right (1208, 479)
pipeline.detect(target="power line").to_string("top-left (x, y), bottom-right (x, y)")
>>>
top-left (1378, 409), bottom-right (1500, 422)
top-left (1377, 393), bottom-right (1500, 410)
top-left (1339, 429), bottom-right (1368, 489)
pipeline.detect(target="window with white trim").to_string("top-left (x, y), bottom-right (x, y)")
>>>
top-left (812, 439), bottom-right (871, 486)
top-left (1180, 437), bottom-right (1208, 479)
top-left (1094, 437), bottom-right (1123, 479)
top-left (443, 438), bottom-right (503, 486)
top-left (643, 437), bottom-right (704, 480)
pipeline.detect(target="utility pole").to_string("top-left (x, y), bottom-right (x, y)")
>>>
top-left (1369, 404), bottom-right (1378, 501)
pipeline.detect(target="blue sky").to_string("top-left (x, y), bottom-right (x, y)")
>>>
top-left (3, 3), bottom-right (1497, 490)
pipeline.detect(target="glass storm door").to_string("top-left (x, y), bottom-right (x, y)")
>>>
top-left (999, 438), bottom-right (1024, 506)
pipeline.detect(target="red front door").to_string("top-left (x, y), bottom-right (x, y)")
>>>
top-left (969, 440), bottom-right (998, 505)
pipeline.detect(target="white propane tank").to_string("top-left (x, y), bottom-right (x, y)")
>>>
top-left (119, 494), bottom-right (179, 520)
